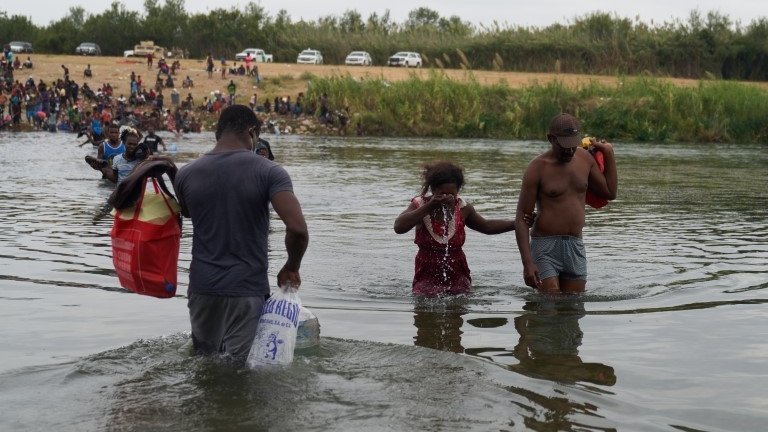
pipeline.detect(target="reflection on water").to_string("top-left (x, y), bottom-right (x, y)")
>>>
top-left (434, 298), bottom-right (618, 387)
top-left (412, 297), bottom-right (468, 353)
top-left (509, 300), bottom-right (615, 386)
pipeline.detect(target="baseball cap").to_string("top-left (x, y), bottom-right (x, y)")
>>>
top-left (548, 113), bottom-right (581, 148)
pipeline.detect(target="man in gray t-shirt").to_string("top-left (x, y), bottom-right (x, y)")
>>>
top-left (174, 105), bottom-right (309, 363)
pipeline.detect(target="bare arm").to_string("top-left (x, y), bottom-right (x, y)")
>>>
top-left (100, 166), bottom-right (117, 183)
top-left (515, 163), bottom-right (542, 289)
top-left (588, 141), bottom-right (617, 200)
top-left (393, 194), bottom-right (452, 234)
top-left (393, 201), bottom-right (427, 234)
top-left (464, 204), bottom-right (515, 234)
top-left (270, 190), bottom-right (309, 289)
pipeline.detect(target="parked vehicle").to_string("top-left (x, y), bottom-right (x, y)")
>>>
top-left (8, 41), bottom-right (33, 53)
top-left (388, 51), bottom-right (422, 68)
top-left (75, 42), bottom-right (101, 56)
top-left (129, 40), bottom-right (167, 58)
top-left (345, 51), bottom-right (372, 66)
top-left (235, 48), bottom-right (273, 62)
top-left (297, 49), bottom-right (323, 65)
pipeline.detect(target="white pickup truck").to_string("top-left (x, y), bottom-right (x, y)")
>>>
top-left (235, 48), bottom-right (273, 62)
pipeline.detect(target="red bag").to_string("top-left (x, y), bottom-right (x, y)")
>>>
top-left (586, 150), bottom-right (609, 209)
top-left (111, 178), bottom-right (181, 298)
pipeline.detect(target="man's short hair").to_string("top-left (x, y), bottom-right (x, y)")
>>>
top-left (215, 104), bottom-right (261, 140)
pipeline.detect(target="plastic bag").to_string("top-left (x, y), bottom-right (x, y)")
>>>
top-left (295, 307), bottom-right (320, 350)
top-left (111, 178), bottom-right (181, 298)
top-left (581, 137), bottom-right (609, 209)
top-left (246, 286), bottom-right (302, 367)
top-left (586, 150), bottom-right (609, 209)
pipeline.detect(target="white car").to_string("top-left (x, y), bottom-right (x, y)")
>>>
top-left (297, 49), bottom-right (323, 65)
top-left (388, 51), bottom-right (422, 68)
top-left (9, 41), bottom-right (33, 53)
top-left (345, 51), bottom-right (372, 66)
top-left (235, 48), bottom-right (273, 62)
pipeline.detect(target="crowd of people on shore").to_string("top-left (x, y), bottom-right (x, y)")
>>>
top-left (1, 45), bottom-right (357, 136)
top-left (0, 46), bottom-right (205, 134)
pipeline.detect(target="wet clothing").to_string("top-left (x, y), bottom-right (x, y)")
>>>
top-left (111, 153), bottom-right (141, 183)
top-left (175, 149), bottom-right (293, 362)
top-left (174, 150), bottom-right (293, 298)
top-left (141, 133), bottom-right (164, 152)
top-left (188, 293), bottom-right (265, 363)
top-left (102, 141), bottom-right (125, 161)
top-left (531, 235), bottom-right (587, 281)
top-left (411, 196), bottom-right (471, 296)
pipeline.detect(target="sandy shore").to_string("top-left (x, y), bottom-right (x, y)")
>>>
top-left (20, 54), bottom-right (766, 105)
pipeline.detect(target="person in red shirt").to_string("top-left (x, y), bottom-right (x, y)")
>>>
top-left (395, 161), bottom-right (533, 297)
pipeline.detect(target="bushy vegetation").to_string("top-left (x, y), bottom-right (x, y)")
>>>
top-left (1, 2), bottom-right (768, 80)
top-left (304, 72), bottom-right (768, 143)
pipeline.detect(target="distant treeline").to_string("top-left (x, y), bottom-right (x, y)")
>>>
top-left (2, 1), bottom-right (768, 80)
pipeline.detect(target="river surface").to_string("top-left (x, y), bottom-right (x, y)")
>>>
top-left (0, 132), bottom-right (766, 431)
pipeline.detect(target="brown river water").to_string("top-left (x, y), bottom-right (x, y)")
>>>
top-left (0, 132), bottom-right (766, 431)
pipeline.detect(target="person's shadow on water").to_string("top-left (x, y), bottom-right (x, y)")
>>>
top-left (460, 299), bottom-right (616, 386)
top-left (412, 296), bottom-right (615, 387)
top-left (508, 299), bottom-right (616, 386)
top-left (412, 297), bottom-right (468, 353)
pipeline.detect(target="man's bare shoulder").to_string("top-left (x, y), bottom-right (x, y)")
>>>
top-left (526, 152), bottom-right (550, 168)
top-left (523, 152), bottom-right (550, 175)
top-left (574, 148), bottom-right (596, 169)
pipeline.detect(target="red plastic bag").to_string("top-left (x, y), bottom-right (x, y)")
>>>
top-left (586, 150), bottom-right (609, 209)
top-left (111, 178), bottom-right (181, 298)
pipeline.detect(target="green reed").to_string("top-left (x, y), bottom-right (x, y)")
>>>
top-left (304, 73), bottom-right (768, 143)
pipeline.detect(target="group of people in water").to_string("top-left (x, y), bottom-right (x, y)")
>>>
top-left (395, 113), bottom-right (617, 295)
top-left (157, 106), bottom-right (617, 364)
top-left (90, 105), bottom-right (615, 299)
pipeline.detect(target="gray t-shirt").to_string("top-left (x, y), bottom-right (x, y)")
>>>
top-left (174, 150), bottom-right (293, 297)
top-left (111, 153), bottom-right (141, 183)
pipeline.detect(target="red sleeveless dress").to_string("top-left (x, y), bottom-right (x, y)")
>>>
top-left (411, 196), bottom-right (471, 296)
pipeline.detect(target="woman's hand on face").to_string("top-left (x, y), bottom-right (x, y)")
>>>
top-left (428, 193), bottom-right (455, 209)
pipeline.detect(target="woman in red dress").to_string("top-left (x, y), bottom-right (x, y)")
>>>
top-left (395, 161), bottom-right (531, 297)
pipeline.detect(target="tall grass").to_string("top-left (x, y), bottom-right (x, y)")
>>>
top-left (305, 73), bottom-right (768, 143)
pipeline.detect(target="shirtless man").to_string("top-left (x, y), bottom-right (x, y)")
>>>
top-left (515, 113), bottom-right (617, 294)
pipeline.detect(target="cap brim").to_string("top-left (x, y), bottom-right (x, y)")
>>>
top-left (556, 135), bottom-right (581, 148)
